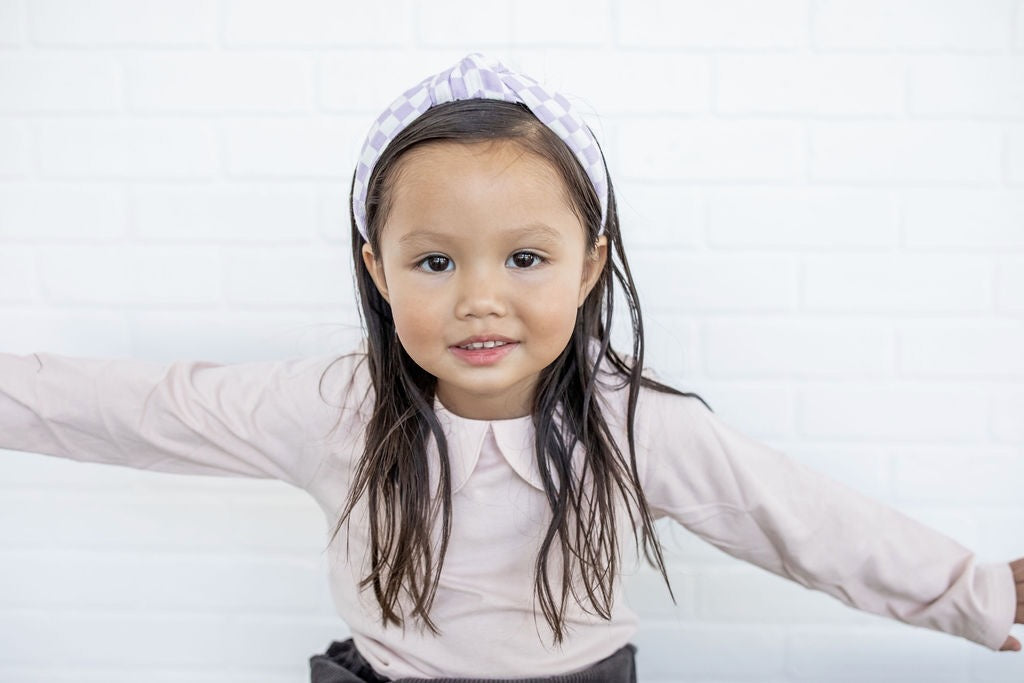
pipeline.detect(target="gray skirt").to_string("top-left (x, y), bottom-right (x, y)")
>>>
top-left (309, 639), bottom-right (638, 683)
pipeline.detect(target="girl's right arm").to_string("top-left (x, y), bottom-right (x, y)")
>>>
top-left (0, 349), bottom-right (363, 491)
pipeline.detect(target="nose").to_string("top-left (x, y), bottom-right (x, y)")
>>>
top-left (454, 262), bottom-right (508, 319)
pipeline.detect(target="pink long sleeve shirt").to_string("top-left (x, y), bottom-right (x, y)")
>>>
top-left (0, 340), bottom-right (1016, 678)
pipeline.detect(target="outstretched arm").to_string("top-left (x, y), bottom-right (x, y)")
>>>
top-left (0, 349), bottom-right (362, 490)
top-left (999, 558), bottom-right (1023, 651)
top-left (638, 388), bottom-right (1019, 652)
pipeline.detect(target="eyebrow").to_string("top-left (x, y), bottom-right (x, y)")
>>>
top-left (398, 222), bottom-right (563, 247)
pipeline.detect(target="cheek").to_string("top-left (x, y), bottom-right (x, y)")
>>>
top-left (519, 273), bottom-right (583, 340)
top-left (387, 282), bottom-right (442, 348)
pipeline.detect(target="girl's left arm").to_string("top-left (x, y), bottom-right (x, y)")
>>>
top-left (637, 387), bottom-right (1021, 652)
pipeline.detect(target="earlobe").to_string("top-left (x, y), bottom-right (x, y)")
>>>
top-left (361, 243), bottom-right (390, 303)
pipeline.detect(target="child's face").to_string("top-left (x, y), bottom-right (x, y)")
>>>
top-left (361, 139), bottom-right (607, 420)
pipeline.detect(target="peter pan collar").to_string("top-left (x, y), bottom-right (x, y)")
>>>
top-left (417, 338), bottom-right (623, 497)
top-left (428, 395), bottom-right (547, 495)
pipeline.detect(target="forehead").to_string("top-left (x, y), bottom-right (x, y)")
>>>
top-left (381, 140), bottom-right (583, 248)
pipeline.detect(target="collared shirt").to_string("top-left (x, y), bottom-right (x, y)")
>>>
top-left (0, 340), bottom-right (1016, 678)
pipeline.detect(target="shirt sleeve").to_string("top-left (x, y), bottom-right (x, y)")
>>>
top-left (0, 348), bottom-right (366, 491)
top-left (638, 386), bottom-right (1017, 652)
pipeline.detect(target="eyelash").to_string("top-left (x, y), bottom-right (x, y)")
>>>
top-left (414, 251), bottom-right (547, 273)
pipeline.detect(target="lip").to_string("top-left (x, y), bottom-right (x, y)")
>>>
top-left (451, 334), bottom-right (518, 347)
top-left (449, 341), bottom-right (518, 366)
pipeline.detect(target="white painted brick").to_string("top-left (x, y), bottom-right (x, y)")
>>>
top-left (691, 386), bottom-right (798, 441)
top-left (317, 184), bottom-right (352, 243)
top-left (0, 184), bottom-right (127, 239)
top-left (0, 0), bottom-right (24, 44)
top-left (223, 0), bottom-right (411, 46)
top-left (618, 0), bottom-right (806, 48)
top-left (37, 245), bottom-right (223, 305)
top-left (894, 450), bottom-right (1023, 505)
top-left (131, 311), bottom-right (339, 362)
top-left (802, 254), bottom-right (991, 312)
top-left (998, 256), bottom-right (1024, 314)
top-left (799, 384), bottom-right (990, 440)
top-left (511, 50), bottom-right (709, 116)
top-left (223, 245), bottom-right (353, 306)
top-left (633, 622), bottom-right (786, 677)
top-left (2, 492), bottom-right (324, 553)
top-left (1017, 0), bottom-right (1024, 49)
top-left (696, 565), bottom-right (887, 623)
top-left (0, 610), bottom-right (332, 669)
top-left (0, 671), bottom-right (299, 683)
top-left (318, 50), bottom-right (454, 114)
top-left (705, 318), bottom-right (893, 378)
top-left (615, 180), bottom-right (702, 249)
top-left (813, 0), bottom-right (1014, 50)
top-left (637, 312), bottom-right (698, 380)
top-left (2, 549), bottom-right (332, 613)
top-left (707, 187), bottom-right (897, 248)
top-left (1009, 124), bottom-right (1024, 184)
top-left (618, 119), bottom-right (803, 181)
top-left (905, 188), bottom-right (1024, 249)
top-left (810, 121), bottom-right (1002, 183)
top-left (790, 625), bottom-right (972, 679)
top-left (977, 510), bottom-right (1024, 562)
top-left (417, 0), bottom-right (513, 46)
top-left (302, 312), bottom-right (366, 348)
top-left (0, 310), bottom-right (133, 357)
top-left (132, 185), bottom-right (317, 242)
top-left (28, 0), bottom-right (216, 45)
top-left (510, 0), bottom-right (610, 45)
top-left (975, 628), bottom-right (1024, 682)
top-left (37, 120), bottom-right (218, 179)
top-left (991, 389), bottom-right (1024, 444)
top-left (910, 56), bottom-right (1024, 116)
top-left (224, 118), bottom-right (356, 178)
top-left (900, 321), bottom-right (1024, 377)
top-left (0, 54), bottom-right (121, 112)
top-left (127, 53), bottom-right (313, 113)
top-left (629, 250), bottom-right (795, 313)
top-left (0, 245), bottom-right (36, 301)
top-left (0, 121), bottom-right (32, 177)
top-left (717, 54), bottom-right (904, 115)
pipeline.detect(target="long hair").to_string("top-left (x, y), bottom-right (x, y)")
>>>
top-left (325, 98), bottom-right (713, 643)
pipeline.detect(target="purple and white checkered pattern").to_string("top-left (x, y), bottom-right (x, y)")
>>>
top-left (351, 52), bottom-right (609, 240)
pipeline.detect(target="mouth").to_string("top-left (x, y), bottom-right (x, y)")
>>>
top-left (449, 338), bottom-right (519, 366)
top-left (451, 335), bottom-right (518, 350)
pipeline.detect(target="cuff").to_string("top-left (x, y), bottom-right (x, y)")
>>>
top-left (976, 561), bottom-right (1017, 651)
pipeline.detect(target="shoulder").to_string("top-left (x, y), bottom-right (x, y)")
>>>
top-left (585, 340), bottom-right (711, 468)
top-left (312, 338), bottom-right (373, 437)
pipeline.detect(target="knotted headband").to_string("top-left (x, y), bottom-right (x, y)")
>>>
top-left (351, 52), bottom-right (609, 241)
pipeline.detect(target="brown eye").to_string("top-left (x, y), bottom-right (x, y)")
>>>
top-left (508, 252), bottom-right (544, 269)
top-left (416, 255), bottom-right (453, 273)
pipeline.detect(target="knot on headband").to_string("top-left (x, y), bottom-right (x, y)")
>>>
top-left (351, 52), bottom-right (609, 241)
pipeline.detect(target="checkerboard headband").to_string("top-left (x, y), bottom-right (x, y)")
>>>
top-left (351, 52), bottom-right (609, 241)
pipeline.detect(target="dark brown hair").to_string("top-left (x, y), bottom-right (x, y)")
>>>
top-left (326, 98), bottom-right (712, 643)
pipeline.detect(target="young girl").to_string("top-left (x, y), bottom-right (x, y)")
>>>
top-left (1, 53), bottom-right (1021, 682)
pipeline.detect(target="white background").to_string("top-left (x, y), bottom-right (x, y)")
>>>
top-left (1, 0), bottom-right (1023, 681)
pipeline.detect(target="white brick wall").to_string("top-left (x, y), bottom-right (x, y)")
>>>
top-left (1, 0), bottom-right (1022, 681)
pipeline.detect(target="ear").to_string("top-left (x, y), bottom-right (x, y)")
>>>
top-left (361, 243), bottom-right (391, 303)
top-left (578, 234), bottom-right (608, 308)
